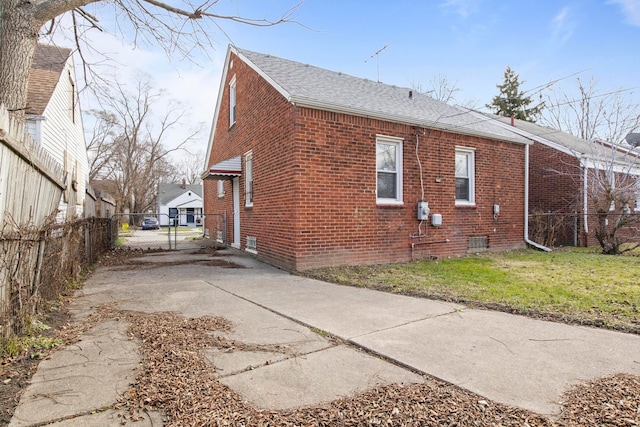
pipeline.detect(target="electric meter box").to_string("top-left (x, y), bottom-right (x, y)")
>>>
top-left (417, 201), bottom-right (430, 220)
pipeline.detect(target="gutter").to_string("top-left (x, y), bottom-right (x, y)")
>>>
top-left (524, 143), bottom-right (552, 252)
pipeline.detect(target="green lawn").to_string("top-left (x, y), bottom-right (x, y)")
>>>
top-left (304, 249), bottom-right (640, 333)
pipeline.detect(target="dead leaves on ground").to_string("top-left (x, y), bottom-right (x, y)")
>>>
top-left (68, 307), bottom-right (638, 427)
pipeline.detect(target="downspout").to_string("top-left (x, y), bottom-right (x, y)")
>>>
top-left (524, 144), bottom-right (552, 251)
top-left (582, 162), bottom-right (589, 238)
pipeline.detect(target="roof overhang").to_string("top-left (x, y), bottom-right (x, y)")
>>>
top-left (202, 156), bottom-right (242, 180)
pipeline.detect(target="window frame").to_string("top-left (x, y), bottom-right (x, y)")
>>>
top-left (455, 147), bottom-right (476, 206)
top-left (245, 150), bottom-right (253, 207)
top-left (376, 135), bottom-right (404, 205)
top-left (229, 75), bottom-right (237, 127)
top-left (634, 176), bottom-right (640, 212)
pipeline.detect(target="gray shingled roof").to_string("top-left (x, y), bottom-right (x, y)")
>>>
top-left (235, 47), bottom-right (530, 145)
top-left (489, 115), bottom-right (640, 161)
top-left (157, 183), bottom-right (203, 206)
top-left (492, 116), bottom-right (599, 155)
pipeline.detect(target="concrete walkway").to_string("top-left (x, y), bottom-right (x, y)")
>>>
top-left (9, 249), bottom-right (640, 426)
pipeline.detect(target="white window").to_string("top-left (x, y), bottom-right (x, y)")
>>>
top-left (455, 147), bottom-right (475, 205)
top-left (245, 151), bottom-right (253, 207)
top-left (217, 180), bottom-right (225, 198)
top-left (376, 135), bottom-right (403, 204)
top-left (229, 76), bottom-right (237, 126)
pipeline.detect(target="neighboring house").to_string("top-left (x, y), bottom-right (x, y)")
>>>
top-left (202, 46), bottom-right (534, 271)
top-left (489, 115), bottom-right (640, 246)
top-left (157, 181), bottom-right (203, 227)
top-left (25, 44), bottom-right (89, 222)
top-left (91, 179), bottom-right (121, 214)
top-left (91, 185), bottom-right (117, 218)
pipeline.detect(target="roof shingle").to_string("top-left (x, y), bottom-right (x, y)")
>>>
top-left (26, 44), bottom-right (71, 115)
top-left (235, 47), bottom-right (529, 145)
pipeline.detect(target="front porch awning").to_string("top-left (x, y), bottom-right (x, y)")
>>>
top-left (202, 156), bottom-right (242, 180)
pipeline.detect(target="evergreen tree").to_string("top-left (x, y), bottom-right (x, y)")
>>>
top-left (487, 66), bottom-right (544, 122)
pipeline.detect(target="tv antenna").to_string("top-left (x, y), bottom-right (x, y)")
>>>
top-left (365, 44), bottom-right (389, 83)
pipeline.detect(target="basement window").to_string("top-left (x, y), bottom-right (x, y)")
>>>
top-left (246, 236), bottom-right (257, 254)
top-left (468, 236), bottom-right (488, 252)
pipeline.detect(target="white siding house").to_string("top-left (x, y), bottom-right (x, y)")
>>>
top-left (157, 182), bottom-right (203, 226)
top-left (25, 44), bottom-right (89, 221)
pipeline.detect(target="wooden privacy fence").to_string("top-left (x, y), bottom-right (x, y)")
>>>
top-left (0, 104), bottom-right (65, 228)
top-left (0, 104), bottom-right (103, 338)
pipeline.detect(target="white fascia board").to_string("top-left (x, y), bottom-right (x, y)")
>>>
top-left (291, 98), bottom-right (530, 146)
top-left (203, 46), bottom-right (233, 174)
top-left (580, 155), bottom-right (640, 176)
top-left (175, 199), bottom-right (204, 208)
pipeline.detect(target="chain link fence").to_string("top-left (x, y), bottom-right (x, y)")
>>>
top-left (110, 213), bottom-right (224, 250)
top-left (528, 212), bottom-right (640, 249)
top-left (1, 218), bottom-right (111, 338)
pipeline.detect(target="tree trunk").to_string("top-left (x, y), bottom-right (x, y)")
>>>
top-left (0, 0), bottom-right (40, 118)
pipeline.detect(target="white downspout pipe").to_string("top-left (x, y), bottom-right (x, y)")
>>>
top-left (582, 163), bottom-right (589, 237)
top-left (524, 144), bottom-right (552, 252)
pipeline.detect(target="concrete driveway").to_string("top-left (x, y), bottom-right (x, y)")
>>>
top-left (9, 247), bottom-right (640, 426)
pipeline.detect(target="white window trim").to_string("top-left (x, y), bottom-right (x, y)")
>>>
top-left (634, 176), bottom-right (640, 212)
top-left (376, 135), bottom-right (404, 205)
top-left (229, 75), bottom-right (237, 127)
top-left (455, 147), bottom-right (476, 206)
top-left (245, 150), bottom-right (253, 207)
top-left (217, 180), bottom-right (225, 198)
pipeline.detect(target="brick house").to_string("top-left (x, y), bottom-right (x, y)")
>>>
top-left (202, 46), bottom-right (535, 271)
top-left (489, 116), bottom-right (640, 246)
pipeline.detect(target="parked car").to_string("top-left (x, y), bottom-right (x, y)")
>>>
top-left (141, 217), bottom-right (159, 230)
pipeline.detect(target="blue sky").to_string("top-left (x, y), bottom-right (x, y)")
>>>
top-left (73, 0), bottom-right (640, 155)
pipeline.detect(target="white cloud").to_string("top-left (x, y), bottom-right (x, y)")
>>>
top-left (551, 7), bottom-right (574, 45)
top-left (439, 0), bottom-right (480, 19)
top-left (609, 0), bottom-right (640, 26)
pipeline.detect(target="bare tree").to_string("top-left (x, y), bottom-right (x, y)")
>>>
top-left (541, 77), bottom-right (640, 254)
top-left (587, 164), bottom-right (640, 255)
top-left (91, 73), bottom-right (198, 217)
top-left (86, 109), bottom-right (118, 181)
top-left (0, 0), bottom-right (301, 118)
top-left (541, 77), bottom-right (640, 144)
top-left (171, 150), bottom-right (205, 185)
top-left (412, 74), bottom-right (460, 104)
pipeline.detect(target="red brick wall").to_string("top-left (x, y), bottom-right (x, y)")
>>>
top-left (204, 52), bottom-right (528, 271)
top-left (204, 52), bottom-right (299, 270)
top-left (289, 110), bottom-right (527, 270)
top-left (528, 142), bottom-right (583, 214)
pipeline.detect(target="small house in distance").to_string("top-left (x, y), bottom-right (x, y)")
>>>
top-left (202, 45), bottom-right (534, 271)
top-left (157, 181), bottom-right (203, 227)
